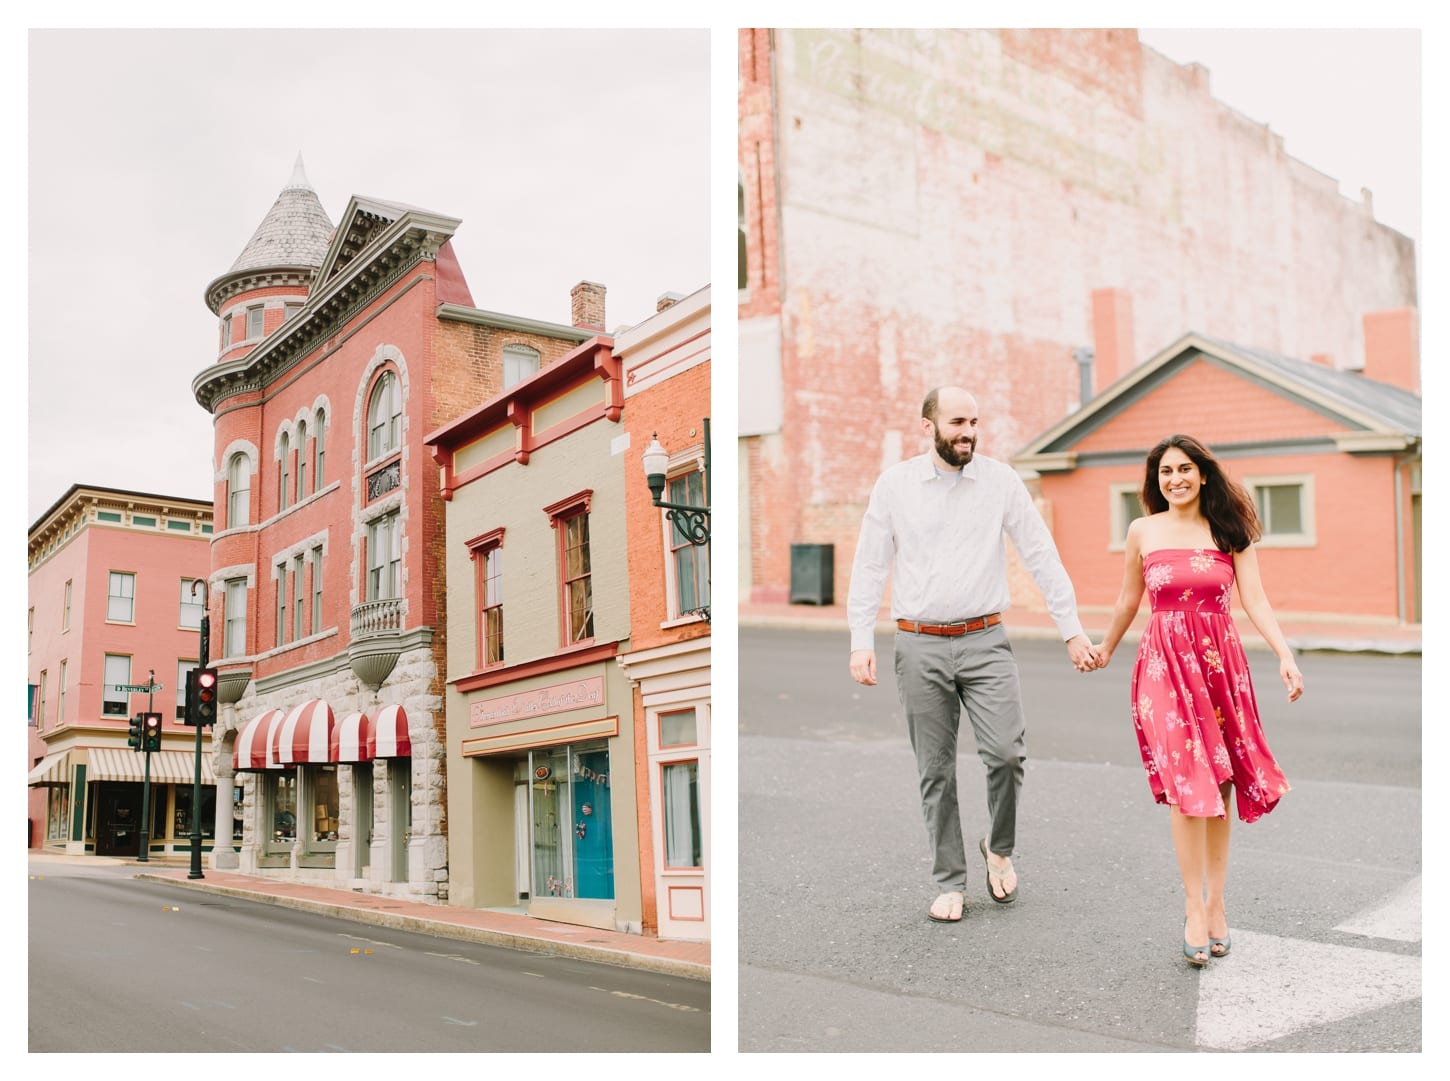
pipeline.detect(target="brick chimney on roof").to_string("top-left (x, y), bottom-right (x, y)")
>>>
top-left (1090, 287), bottom-right (1136, 394)
top-left (571, 281), bottom-right (607, 332)
top-left (1361, 308), bottom-right (1419, 394)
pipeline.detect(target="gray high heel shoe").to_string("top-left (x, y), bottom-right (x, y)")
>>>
top-left (1184, 920), bottom-right (1210, 967)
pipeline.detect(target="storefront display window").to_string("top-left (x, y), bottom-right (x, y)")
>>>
top-left (173, 785), bottom-right (217, 839)
top-left (47, 786), bottom-right (70, 841)
top-left (308, 765), bottom-right (340, 849)
top-left (662, 760), bottom-right (702, 868)
top-left (266, 772), bottom-right (298, 852)
top-left (529, 741), bottom-right (613, 900)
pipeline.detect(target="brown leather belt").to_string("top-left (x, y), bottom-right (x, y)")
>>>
top-left (896, 613), bottom-right (1002, 636)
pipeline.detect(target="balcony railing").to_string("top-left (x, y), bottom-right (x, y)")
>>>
top-left (351, 597), bottom-right (403, 638)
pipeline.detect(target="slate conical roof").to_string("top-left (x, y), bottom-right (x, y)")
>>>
top-left (227, 155), bottom-right (334, 274)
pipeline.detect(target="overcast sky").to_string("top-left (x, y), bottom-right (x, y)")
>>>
top-left (25, 28), bottom-right (710, 523)
top-left (24, 25), bottom-right (1425, 525)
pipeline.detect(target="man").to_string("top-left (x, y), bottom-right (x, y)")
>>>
top-left (847, 386), bottom-right (1097, 923)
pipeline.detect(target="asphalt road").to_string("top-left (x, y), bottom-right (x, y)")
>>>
top-left (29, 859), bottom-right (710, 1053)
top-left (738, 626), bottom-right (1422, 1053)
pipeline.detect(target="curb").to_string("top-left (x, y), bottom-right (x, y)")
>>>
top-left (134, 873), bottom-right (710, 983)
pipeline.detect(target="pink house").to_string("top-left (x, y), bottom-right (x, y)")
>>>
top-left (1012, 326), bottom-right (1421, 626)
top-left (28, 485), bottom-right (215, 857)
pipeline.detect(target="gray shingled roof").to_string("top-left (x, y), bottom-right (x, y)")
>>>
top-left (227, 156), bottom-right (334, 273)
top-left (1195, 333), bottom-right (1422, 435)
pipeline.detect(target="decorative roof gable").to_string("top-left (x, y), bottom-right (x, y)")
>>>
top-left (1015, 332), bottom-right (1421, 471)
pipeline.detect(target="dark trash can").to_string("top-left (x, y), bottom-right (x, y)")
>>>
top-left (789, 543), bottom-right (834, 605)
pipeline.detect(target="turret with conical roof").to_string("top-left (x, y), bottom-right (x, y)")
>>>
top-left (205, 156), bottom-right (334, 362)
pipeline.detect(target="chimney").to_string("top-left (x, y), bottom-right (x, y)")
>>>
top-left (1361, 308), bottom-right (1419, 393)
top-left (571, 281), bottom-right (607, 332)
top-left (1090, 287), bottom-right (1136, 394)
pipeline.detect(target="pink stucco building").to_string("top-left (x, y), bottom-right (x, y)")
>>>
top-left (28, 485), bottom-right (215, 857)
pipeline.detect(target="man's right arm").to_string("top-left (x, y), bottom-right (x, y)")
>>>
top-left (846, 475), bottom-right (894, 678)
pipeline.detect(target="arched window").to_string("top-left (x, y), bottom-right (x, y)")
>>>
top-left (296, 419), bottom-right (308, 500)
top-left (227, 453), bottom-right (251, 528)
top-left (314, 409), bottom-right (326, 488)
top-left (279, 432), bottom-right (291, 512)
top-left (503, 344), bottom-right (541, 390)
top-left (367, 371), bottom-right (402, 460)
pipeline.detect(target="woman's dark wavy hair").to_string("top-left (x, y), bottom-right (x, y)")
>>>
top-left (1140, 434), bottom-right (1261, 553)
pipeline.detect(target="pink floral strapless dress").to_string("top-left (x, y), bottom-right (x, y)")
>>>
top-left (1130, 548), bottom-right (1290, 821)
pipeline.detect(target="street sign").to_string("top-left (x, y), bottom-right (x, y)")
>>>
top-left (113, 683), bottom-right (162, 693)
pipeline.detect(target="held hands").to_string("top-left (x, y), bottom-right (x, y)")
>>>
top-left (849, 649), bottom-right (878, 686)
top-left (1066, 634), bottom-right (1102, 673)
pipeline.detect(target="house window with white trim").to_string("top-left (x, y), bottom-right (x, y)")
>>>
top-left (665, 468), bottom-right (710, 619)
top-left (545, 493), bottom-right (594, 646)
top-left (1109, 483), bottom-right (1148, 549)
top-left (503, 344), bottom-right (541, 390)
top-left (57, 660), bottom-right (67, 727)
top-left (227, 453), bottom-right (251, 528)
top-left (367, 370), bottom-right (402, 460)
top-left (367, 511), bottom-right (402, 601)
top-left (659, 709), bottom-right (702, 869)
top-left (245, 305), bottom-right (264, 339)
top-left (108, 571), bottom-right (136, 623)
top-left (1245, 474), bottom-right (1315, 547)
top-left (102, 654), bottom-right (131, 715)
top-left (35, 670), bottom-right (47, 732)
top-left (224, 578), bottom-right (248, 658)
top-left (63, 579), bottom-right (72, 630)
top-left (180, 579), bottom-right (204, 629)
top-left (468, 529), bottom-right (506, 669)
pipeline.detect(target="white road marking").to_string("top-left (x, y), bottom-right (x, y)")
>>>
top-left (338, 932), bottom-right (401, 950)
top-left (1196, 930), bottom-right (1421, 1050)
top-left (442, 1016), bottom-right (478, 1026)
top-left (426, 951), bottom-right (481, 965)
top-left (1334, 877), bottom-right (1421, 942)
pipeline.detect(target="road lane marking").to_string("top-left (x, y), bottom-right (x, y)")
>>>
top-left (338, 932), bottom-right (401, 950)
top-left (1196, 930), bottom-right (1421, 1050)
top-left (589, 986), bottom-right (702, 1013)
top-left (426, 951), bottom-right (481, 965)
top-left (442, 1017), bottom-right (478, 1026)
top-left (1334, 877), bottom-right (1421, 943)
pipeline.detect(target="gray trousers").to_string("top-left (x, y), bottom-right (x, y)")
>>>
top-left (894, 623), bottom-right (1026, 893)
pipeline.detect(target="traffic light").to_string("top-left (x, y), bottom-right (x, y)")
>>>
top-left (186, 666), bottom-right (219, 727)
top-left (127, 715), bottom-right (144, 752)
top-left (141, 712), bottom-right (163, 752)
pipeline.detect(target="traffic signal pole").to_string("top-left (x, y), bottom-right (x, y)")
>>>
top-left (137, 672), bottom-right (156, 863)
top-left (190, 582), bottom-right (208, 880)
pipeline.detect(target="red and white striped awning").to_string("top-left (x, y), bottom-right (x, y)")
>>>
top-left (331, 711), bottom-right (371, 763)
top-left (374, 704), bottom-right (412, 758)
top-left (274, 699), bottom-right (335, 765)
top-left (234, 709), bottom-right (285, 771)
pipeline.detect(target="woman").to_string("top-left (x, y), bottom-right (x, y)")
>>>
top-left (1092, 434), bottom-right (1300, 967)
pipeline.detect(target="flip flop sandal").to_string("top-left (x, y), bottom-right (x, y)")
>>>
top-left (980, 838), bottom-right (1018, 904)
top-left (927, 891), bottom-right (964, 923)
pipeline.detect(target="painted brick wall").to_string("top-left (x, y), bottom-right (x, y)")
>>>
top-left (740, 28), bottom-right (1418, 611)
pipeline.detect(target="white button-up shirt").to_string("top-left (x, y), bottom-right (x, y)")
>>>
top-left (846, 453), bottom-right (1086, 652)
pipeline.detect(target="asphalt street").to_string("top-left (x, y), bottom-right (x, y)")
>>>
top-left (738, 626), bottom-right (1422, 1053)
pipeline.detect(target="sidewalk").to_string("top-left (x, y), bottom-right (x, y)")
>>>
top-left (740, 600), bottom-right (1422, 655)
top-left (30, 852), bottom-right (708, 982)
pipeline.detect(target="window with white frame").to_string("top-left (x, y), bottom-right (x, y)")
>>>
top-left (224, 578), bottom-right (248, 657)
top-left (179, 579), bottom-right (204, 629)
top-left (220, 313), bottom-right (232, 352)
top-left (108, 571), bottom-right (136, 622)
top-left (659, 708), bottom-right (702, 870)
top-left (1246, 475), bottom-right (1314, 545)
top-left (57, 660), bottom-right (67, 727)
top-left (227, 453), bottom-right (251, 527)
top-left (293, 554), bottom-right (306, 640)
top-left (665, 468), bottom-right (710, 618)
top-left (367, 511), bottom-right (402, 601)
top-left (63, 579), bottom-right (72, 630)
top-left (245, 306), bottom-right (264, 339)
top-left (503, 344), bottom-right (541, 390)
top-left (314, 409), bottom-right (326, 487)
top-left (311, 546), bottom-right (324, 633)
top-left (275, 564), bottom-right (288, 648)
top-left (1108, 482), bottom-right (1148, 549)
top-left (35, 670), bottom-right (47, 732)
top-left (367, 370), bottom-right (402, 460)
top-left (279, 432), bottom-right (291, 513)
top-left (175, 659), bottom-right (196, 720)
top-left (102, 654), bottom-right (131, 715)
top-left (296, 419), bottom-right (308, 500)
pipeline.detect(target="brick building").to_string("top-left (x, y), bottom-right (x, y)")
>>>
top-left (192, 160), bottom-right (599, 900)
top-left (28, 485), bottom-right (216, 858)
top-left (737, 29), bottom-right (1419, 620)
top-left (613, 285), bottom-right (712, 941)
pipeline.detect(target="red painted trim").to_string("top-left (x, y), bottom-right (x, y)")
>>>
top-left (542, 489), bottom-right (593, 521)
top-left (451, 640), bottom-right (619, 692)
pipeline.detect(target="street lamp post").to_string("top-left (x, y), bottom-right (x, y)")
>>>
top-left (642, 417), bottom-right (711, 545)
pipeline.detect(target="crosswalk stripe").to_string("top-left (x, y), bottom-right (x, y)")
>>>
top-left (1333, 877), bottom-right (1421, 943)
